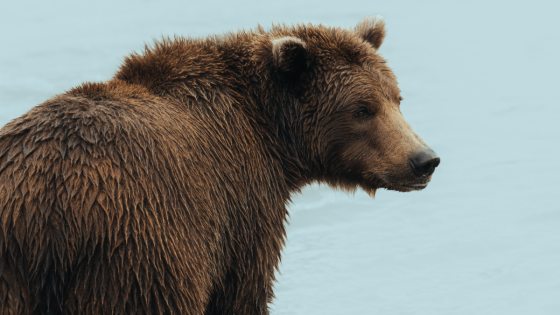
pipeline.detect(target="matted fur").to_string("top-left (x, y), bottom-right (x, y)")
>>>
top-left (0, 17), bottom-right (435, 315)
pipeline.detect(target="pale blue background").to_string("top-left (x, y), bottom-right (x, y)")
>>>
top-left (1, 0), bottom-right (559, 314)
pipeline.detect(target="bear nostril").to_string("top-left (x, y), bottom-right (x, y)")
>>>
top-left (409, 150), bottom-right (440, 178)
top-left (432, 157), bottom-right (441, 168)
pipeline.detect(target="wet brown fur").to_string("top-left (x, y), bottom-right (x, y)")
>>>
top-left (0, 17), bottom-right (433, 314)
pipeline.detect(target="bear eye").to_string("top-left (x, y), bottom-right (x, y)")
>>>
top-left (356, 108), bottom-right (371, 119)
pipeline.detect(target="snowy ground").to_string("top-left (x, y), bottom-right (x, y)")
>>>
top-left (1, 0), bottom-right (559, 314)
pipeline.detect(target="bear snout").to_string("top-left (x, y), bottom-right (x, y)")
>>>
top-left (408, 149), bottom-right (440, 178)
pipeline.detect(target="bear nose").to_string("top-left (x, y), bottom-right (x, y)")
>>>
top-left (408, 149), bottom-right (441, 177)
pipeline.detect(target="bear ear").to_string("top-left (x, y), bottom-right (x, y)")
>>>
top-left (355, 16), bottom-right (386, 50)
top-left (272, 36), bottom-right (310, 79)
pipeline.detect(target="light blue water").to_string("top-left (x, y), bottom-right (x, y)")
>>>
top-left (1, 0), bottom-right (559, 314)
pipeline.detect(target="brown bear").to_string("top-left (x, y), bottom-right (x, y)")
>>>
top-left (0, 16), bottom-right (439, 315)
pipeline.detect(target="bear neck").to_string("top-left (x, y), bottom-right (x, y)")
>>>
top-left (241, 54), bottom-right (316, 193)
top-left (216, 33), bottom-right (318, 192)
top-left (233, 73), bottom-right (314, 192)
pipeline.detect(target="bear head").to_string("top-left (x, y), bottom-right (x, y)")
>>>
top-left (255, 16), bottom-right (440, 196)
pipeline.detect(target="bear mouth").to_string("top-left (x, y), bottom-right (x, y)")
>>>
top-left (378, 173), bottom-right (432, 192)
top-left (357, 170), bottom-right (431, 193)
top-left (401, 183), bottom-right (428, 189)
top-left (389, 181), bottom-right (429, 192)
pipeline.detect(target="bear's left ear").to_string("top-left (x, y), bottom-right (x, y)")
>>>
top-left (355, 16), bottom-right (386, 50)
top-left (272, 36), bottom-right (310, 79)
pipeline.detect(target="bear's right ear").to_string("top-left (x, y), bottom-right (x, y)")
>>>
top-left (272, 36), bottom-right (310, 79)
top-left (355, 16), bottom-right (386, 50)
